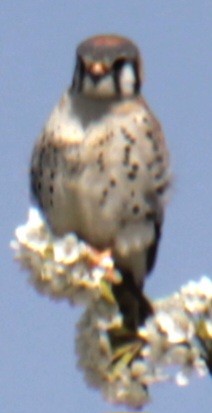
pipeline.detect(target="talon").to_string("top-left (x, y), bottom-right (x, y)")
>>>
top-left (86, 246), bottom-right (113, 268)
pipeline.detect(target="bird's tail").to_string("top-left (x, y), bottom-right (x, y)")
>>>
top-left (112, 271), bottom-right (153, 331)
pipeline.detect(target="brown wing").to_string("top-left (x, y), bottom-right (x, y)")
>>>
top-left (140, 96), bottom-right (170, 196)
top-left (140, 96), bottom-right (171, 273)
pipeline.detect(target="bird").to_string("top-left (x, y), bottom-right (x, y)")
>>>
top-left (30, 34), bottom-right (171, 330)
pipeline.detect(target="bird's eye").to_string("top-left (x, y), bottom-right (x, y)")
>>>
top-left (113, 58), bottom-right (126, 72)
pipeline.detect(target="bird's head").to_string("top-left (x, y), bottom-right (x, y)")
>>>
top-left (71, 34), bottom-right (143, 99)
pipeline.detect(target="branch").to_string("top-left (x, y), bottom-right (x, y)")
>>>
top-left (11, 208), bottom-right (212, 409)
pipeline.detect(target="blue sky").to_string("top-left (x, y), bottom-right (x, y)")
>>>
top-left (1, 1), bottom-right (212, 412)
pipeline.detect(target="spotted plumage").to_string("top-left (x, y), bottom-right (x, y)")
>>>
top-left (30, 34), bottom-right (171, 329)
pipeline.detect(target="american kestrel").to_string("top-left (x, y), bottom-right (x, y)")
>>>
top-left (30, 34), bottom-right (170, 329)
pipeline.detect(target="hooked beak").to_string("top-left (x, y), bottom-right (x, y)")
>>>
top-left (86, 62), bottom-right (109, 77)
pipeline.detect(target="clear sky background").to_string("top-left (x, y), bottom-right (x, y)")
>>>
top-left (1, 1), bottom-right (212, 412)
